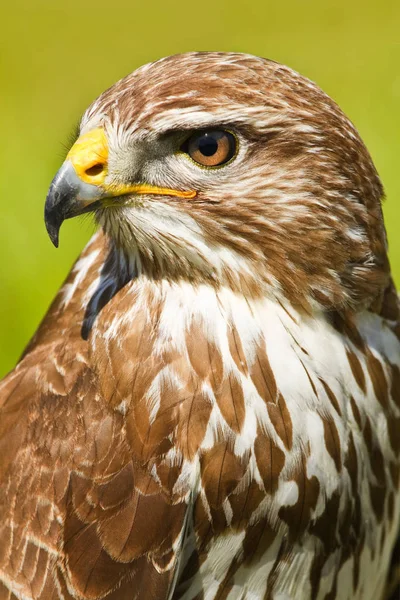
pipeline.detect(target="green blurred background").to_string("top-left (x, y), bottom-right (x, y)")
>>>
top-left (1, 0), bottom-right (399, 377)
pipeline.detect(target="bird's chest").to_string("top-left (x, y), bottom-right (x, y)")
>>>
top-left (91, 283), bottom-right (400, 599)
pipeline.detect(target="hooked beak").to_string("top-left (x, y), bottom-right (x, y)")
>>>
top-left (44, 127), bottom-right (196, 247)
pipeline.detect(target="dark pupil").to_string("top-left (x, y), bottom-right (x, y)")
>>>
top-left (198, 134), bottom-right (219, 157)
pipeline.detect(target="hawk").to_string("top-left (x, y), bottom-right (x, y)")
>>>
top-left (0, 52), bottom-right (399, 600)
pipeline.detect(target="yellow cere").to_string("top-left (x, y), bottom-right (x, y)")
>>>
top-left (67, 128), bottom-right (109, 186)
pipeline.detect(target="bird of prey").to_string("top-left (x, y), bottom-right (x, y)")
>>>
top-left (0, 52), bottom-right (399, 600)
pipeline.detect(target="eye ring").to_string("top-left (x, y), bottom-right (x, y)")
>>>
top-left (180, 129), bottom-right (238, 168)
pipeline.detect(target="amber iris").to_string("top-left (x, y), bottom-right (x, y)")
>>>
top-left (182, 130), bottom-right (236, 167)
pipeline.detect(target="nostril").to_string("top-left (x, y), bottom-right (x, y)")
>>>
top-left (85, 163), bottom-right (104, 177)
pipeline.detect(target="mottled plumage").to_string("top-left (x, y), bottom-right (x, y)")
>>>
top-left (0, 52), bottom-right (399, 600)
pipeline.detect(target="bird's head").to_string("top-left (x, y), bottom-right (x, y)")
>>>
top-left (45, 52), bottom-right (390, 310)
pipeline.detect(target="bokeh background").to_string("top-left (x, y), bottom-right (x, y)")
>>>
top-left (1, 0), bottom-right (399, 377)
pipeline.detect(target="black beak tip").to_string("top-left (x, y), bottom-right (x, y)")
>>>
top-left (44, 161), bottom-right (99, 247)
top-left (44, 207), bottom-right (61, 248)
top-left (47, 226), bottom-right (60, 248)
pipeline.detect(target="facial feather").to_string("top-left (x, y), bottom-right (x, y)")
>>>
top-left (79, 52), bottom-right (389, 312)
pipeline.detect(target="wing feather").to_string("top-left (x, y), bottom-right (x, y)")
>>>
top-left (0, 233), bottom-right (190, 600)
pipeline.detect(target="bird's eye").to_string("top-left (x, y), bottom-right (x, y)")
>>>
top-left (181, 130), bottom-right (237, 167)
